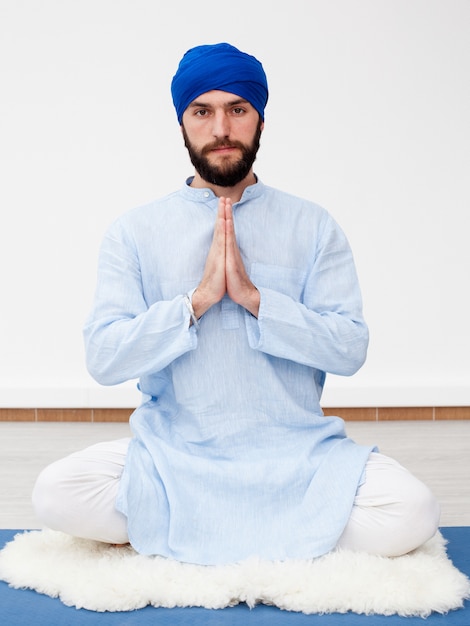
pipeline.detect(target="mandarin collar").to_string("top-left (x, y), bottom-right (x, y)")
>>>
top-left (180, 176), bottom-right (265, 206)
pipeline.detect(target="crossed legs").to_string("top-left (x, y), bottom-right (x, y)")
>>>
top-left (338, 452), bottom-right (440, 556)
top-left (32, 441), bottom-right (440, 556)
top-left (32, 438), bottom-right (130, 545)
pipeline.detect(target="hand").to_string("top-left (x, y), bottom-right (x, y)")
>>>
top-left (224, 199), bottom-right (260, 317)
top-left (191, 198), bottom-right (227, 319)
top-left (192, 197), bottom-right (259, 320)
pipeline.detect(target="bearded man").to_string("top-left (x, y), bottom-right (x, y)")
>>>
top-left (32, 43), bottom-right (439, 564)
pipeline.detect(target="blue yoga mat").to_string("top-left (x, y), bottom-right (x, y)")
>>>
top-left (1, 527), bottom-right (469, 625)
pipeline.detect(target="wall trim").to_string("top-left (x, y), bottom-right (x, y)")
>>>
top-left (0, 406), bottom-right (469, 422)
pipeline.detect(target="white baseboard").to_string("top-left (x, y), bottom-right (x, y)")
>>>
top-left (320, 385), bottom-right (470, 407)
top-left (0, 384), bottom-right (142, 408)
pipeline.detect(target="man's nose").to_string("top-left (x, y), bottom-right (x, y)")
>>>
top-left (212, 111), bottom-right (230, 138)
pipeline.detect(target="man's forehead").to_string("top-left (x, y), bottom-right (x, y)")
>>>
top-left (188, 90), bottom-right (250, 108)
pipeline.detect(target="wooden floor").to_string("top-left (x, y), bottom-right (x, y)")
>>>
top-left (0, 420), bottom-right (469, 529)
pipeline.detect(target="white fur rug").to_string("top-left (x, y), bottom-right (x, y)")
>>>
top-left (0, 529), bottom-right (469, 616)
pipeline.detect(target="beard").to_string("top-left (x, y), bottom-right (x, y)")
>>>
top-left (182, 120), bottom-right (262, 187)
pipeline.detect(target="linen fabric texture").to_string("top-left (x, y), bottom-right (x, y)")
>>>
top-left (83, 179), bottom-right (374, 565)
top-left (171, 42), bottom-right (269, 123)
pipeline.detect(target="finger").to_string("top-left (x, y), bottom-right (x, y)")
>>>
top-left (225, 205), bottom-right (243, 270)
top-left (223, 197), bottom-right (233, 220)
top-left (224, 199), bottom-right (235, 240)
top-left (218, 196), bottom-right (227, 218)
top-left (212, 197), bottom-right (226, 246)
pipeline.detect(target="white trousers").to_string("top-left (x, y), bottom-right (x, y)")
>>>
top-left (32, 439), bottom-right (440, 557)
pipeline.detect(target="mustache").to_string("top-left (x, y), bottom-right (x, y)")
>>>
top-left (201, 140), bottom-right (246, 155)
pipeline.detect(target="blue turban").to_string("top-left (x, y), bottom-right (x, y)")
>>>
top-left (171, 43), bottom-right (268, 124)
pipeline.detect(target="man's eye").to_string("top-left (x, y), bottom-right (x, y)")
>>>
top-left (195, 109), bottom-right (208, 116)
top-left (232, 107), bottom-right (245, 115)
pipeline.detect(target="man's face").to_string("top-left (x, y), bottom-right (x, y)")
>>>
top-left (181, 90), bottom-right (263, 187)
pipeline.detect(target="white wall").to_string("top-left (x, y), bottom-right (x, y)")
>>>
top-left (1, 0), bottom-right (469, 408)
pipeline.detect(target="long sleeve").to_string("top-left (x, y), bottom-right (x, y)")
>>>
top-left (83, 221), bottom-right (198, 386)
top-left (245, 213), bottom-right (368, 376)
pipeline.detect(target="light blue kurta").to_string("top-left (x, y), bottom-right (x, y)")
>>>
top-left (84, 179), bottom-right (374, 565)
